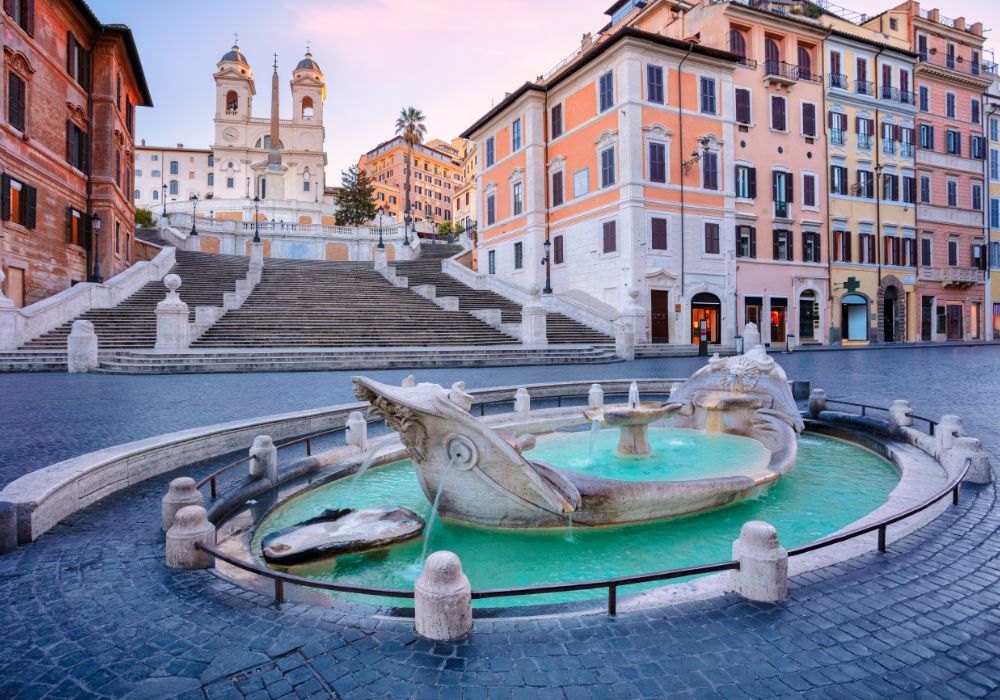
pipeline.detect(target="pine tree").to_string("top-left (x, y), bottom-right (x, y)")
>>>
top-left (335, 165), bottom-right (377, 226)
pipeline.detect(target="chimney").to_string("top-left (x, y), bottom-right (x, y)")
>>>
top-left (927, 8), bottom-right (940, 23)
top-left (953, 16), bottom-right (966, 31)
top-left (581, 32), bottom-right (593, 50)
top-left (177, 143), bottom-right (183, 148)
top-left (971, 21), bottom-right (983, 36)
top-left (141, 138), bottom-right (145, 146)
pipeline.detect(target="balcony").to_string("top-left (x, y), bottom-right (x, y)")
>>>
top-left (883, 139), bottom-right (897, 155)
top-left (763, 60), bottom-right (820, 87)
top-left (857, 133), bottom-right (872, 150)
top-left (855, 80), bottom-right (873, 96)
top-left (899, 90), bottom-right (915, 106)
top-left (918, 266), bottom-right (986, 287)
top-left (917, 52), bottom-right (997, 80)
top-left (901, 142), bottom-right (916, 158)
top-left (830, 129), bottom-right (846, 146)
top-left (829, 73), bottom-right (848, 89)
top-left (881, 86), bottom-right (900, 102)
top-left (774, 201), bottom-right (790, 219)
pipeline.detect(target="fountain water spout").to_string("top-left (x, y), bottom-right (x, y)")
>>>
top-left (627, 382), bottom-right (640, 410)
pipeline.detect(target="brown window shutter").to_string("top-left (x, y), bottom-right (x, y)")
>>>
top-left (748, 167), bottom-right (757, 199)
top-left (66, 120), bottom-right (72, 163)
top-left (0, 174), bottom-right (10, 220)
top-left (785, 174), bottom-right (793, 203)
top-left (67, 32), bottom-right (75, 74)
top-left (3, 0), bottom-right (15, 17)
top-left (66, 207), bottom-right (74, 244)
top-left (24, 0), bottom-right (34, 36)
top-left (749, 228), bottom-right (756, 258)
top-left (25, 185), bottom-right (37, 229)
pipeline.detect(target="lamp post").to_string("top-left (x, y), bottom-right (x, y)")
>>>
top-left (541, 237), bottom-right (553, 294)
top-left (88, 212), bottom-right (103, 283)
top-left (403, 212), bottom-right (411, 246)
top-left (376, 206), bottom-right (385, 249)
top-left (189, 194), bottom-right (199, 236)
top-left (161, 184), bottom-right (167, 219)
top-left (252, 196), bottom-right (261, 243)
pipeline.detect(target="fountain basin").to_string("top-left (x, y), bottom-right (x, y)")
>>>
top-left (584, 401), bottom-right (681, 456)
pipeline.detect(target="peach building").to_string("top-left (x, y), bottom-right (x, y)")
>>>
top-left (1, 0), bottom-right (151, 305)
top-left (463, 21), bottom-right (740, 346)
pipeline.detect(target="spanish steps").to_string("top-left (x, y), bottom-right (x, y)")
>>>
top-left (390, 244), bottom-right (613, 345)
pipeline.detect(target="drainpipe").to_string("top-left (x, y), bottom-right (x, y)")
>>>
top-left (984, 99), bottom-right (997, 340)
top-left (543, 89), bottom-right (551, 294)
top-left (873, 44), bottom-right (886, 342)
top-left (819, 25), bottom-right (833, 344)
top-left (86, 26), bottom-right (105, 282)
top-left (678, 42), bottom-right (695, 325)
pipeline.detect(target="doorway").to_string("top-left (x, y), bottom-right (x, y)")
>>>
top-left (650, 290), bottom-right (669, 343)
top-left (883, 287), bottom-right (897, 342)
top-left (770, 297), bottom-right (788, 344)
top-left (921, 296), bottom-right (934, 341)
top-left (946, 304), bottom-right (963, 340)
top-left (841, 294), bottom-right (869, 341)
top-left (798, 291), bottom-right (817, 341)
top-left (691, 292), bottom-right (721, 344)
top-left (3, 267), bottom-right (25, 308)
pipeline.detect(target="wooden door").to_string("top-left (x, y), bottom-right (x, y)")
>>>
top-left (5, 267), bottom-right (25, 307)
top-left (650, 290), bottom-right (669, 344)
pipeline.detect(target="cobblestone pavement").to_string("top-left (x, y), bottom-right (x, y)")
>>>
top-left (0, 347), bottom-right (998, 698)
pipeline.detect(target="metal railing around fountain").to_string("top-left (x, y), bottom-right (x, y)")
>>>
top-left (192, 390), bottom-right (972, 617)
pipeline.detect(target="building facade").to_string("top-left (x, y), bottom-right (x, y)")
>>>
top-left (453, 139), bottom-right (478, 232)
top-left (134, 143), bottom-right (213, 215)
top-left (1, 0), bottom-right (151, 306)
top-left (987, 75), bottom-right (1000, 336)
top-left (358, 136), bottom-right (463, 227)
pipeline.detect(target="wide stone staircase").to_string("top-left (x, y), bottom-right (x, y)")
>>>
top-left (391, 244), bottom-right (613, 345)
top-left (191, 257), bottom-right (519, 348)
top-left (21, 251), bottom-right (250, 350)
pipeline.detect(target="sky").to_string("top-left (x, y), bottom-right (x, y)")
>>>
top-left (89, 0), bottom-right (1000, 183)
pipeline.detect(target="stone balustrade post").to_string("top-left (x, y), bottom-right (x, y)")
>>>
top-left (936, 415), bottom-right (965, 454)
top-left (731, 521), bottom-right (788, 602)
top-left (514, 387), bottom-right (531, 415)
top-left (944, 436), bottom-right (993, 485)
top-left (414, 551), bottom-right (473, 640)
top-left (249, 435), bottom-right (278, 483)
top-left (373, 246), bottom-right (388, 271)
top-left (807, 389), bottom-right (827, 418)
top-left (346, 411), bottom-right (368, 451)
top-left (161, 477), bottom-right (204, 531)
top-left (67, 320), bottom-right (98, 373)
top-left (889, 400), bottom-right (913, 427)
top-left (521, 301), bottom-right (547, 346)
top-left (0, 268), bottom-right (20, 351)
top-left (614, 318), bottom-right (635, 361)
top-left (155, 274), bottom-right (190, 350)
top-left (588, 383), bottom-right (604, 409)
top-left (165, 506), bottom-right (216, 569)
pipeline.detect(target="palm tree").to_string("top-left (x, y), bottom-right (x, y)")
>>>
top-left (395, 107), bottom-right (427, 235)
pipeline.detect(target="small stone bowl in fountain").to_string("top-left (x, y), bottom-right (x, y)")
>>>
top-left (583, 381), bottom-right (681, 456)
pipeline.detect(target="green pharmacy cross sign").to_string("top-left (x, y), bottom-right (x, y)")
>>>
top-left (843, 276), bottom-right (861, 294)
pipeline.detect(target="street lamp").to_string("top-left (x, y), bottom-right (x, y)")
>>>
top-left (88, 212), bottom-right (103, 283)
top-left (189, 194), bottom-right (199, 236)
top-left (541, 237), bottom-right (553, 294)
top-left (376, 206), bottom-right (385, 249)
top-left (403, 211), bottom-right (411, 246)
top-left (252, 196), bottom-right (261, 243)
top-left (161, 184), bottom-right (167, 219)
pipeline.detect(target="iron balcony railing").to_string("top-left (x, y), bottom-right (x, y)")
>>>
top-left (764, 60), bottom-right (820, 83)
top-left (830, 73), bottom-right (848, 89)
top-left (899, 90), bottom-right (915, 105)
top-left (918, 52), bottom-right (998, 78)
top-left (830, 129), bottom-right (846, 146)
top-left (774, 201), bottom-right (790, 218)
top-left (855, 80), bottom-right (873, 96)
top-left (881, 86), bottom-right (900, 101)
top-left (883, 139), bottom-right (897, 155)
top-left (901, 142), bottom-right (916, 158)
top-left (857, 133), bottom-right (872, 150)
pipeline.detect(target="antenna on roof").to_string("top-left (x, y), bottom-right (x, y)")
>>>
top-left (306, 40), bottom-right (311, 53)
top-left (233, 32), bottom-right (239, 47)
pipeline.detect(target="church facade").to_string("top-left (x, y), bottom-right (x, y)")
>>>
top-left (134, 44), bottom-right (336, 226)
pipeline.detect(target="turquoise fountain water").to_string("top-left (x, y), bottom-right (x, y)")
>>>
top-left (253, 429), bottom-right (899, 607)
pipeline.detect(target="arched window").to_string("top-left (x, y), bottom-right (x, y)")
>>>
top-left (797, 46), bottom-right (812, 79)
top-left (135, 189), bottom-right (141, 200)
top-left (169, 160), bottom-right (179, 175)
top-left (226, 91), bottom-right (238, 113)
top-left (152, 189), bottom-right (159, 201)
top-left (169, 180), bottom-right (178, 195)
top-left (302, 168), bottom-right (311, 192)
top-left (302, 96), bottom-right (314, 119)
top-left (765, 38), bottom-right (780, 74)
top-left (729, 29), bottom-right (746, 60)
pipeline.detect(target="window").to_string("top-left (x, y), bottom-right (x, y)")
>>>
top-left (226, 177), bottom-right (234, 189)
top-left (735, 88), bottom-right (751, 125)
top-left (7, 72), bottom-right (26, 132)
top-left (882, 173), bottom-right (899, 201)
top-left (553, 235), bottom-right (564, 264)
top-left (66, 33), bottom-right (90, 89)
top-left (208, 173), bottom-right (214, 187)
top-left (802, 173), bottom-right (816, 207)
top-left (770, 95), bottom-right (786, 131)
top-left (858, 170), bottom-right (874, 199)
top-left (903, 175), bottom-right (916, 204)
top-left (830, 165), bottom-right (848, 195)
top-left (971, 136), bottom-right (984, 160)
top-left (551, 171), bottom-right (564, 207)
top-left (208, 155), bottom-right (214, 167)
top-left (1, 175), bottom-right (37, 229)
top-left (66, 122), bottom-right (88, 171)
top-left (648, 142), bottom-right (666, 183)
top-left (946, 130), bottom-right (960, 155)
top-left (695, 151), bottom-right (717, 191)
top-left (973, 183), bottom-right (982, 211)
top-left (859, 233), bottom-right (876, 264)
top-left (921, 238), bottom-right (932, 267)
top-left (114, 150), bottom-right (121, 185)
top-left (303, 180), bottom-right (310, 192)
top-left (5, 0), bottom-right (33, 34)
top-left (736, 225), bottom-right (756, 258)
top-left (647, 65), bottom-right (664, 104)
top-left (991, 118), bottom-right (999, 143)
top-left (948, 239), bottom-right (958, 266)
top-left (919, 124), bottom-right (934, 150)
top-left (947, 180), bottom-right (957, 207)
top-left (919, 86), bottom-right (929, 112)
top-left (512, 182), bottom-right (523, 216)
top-left (600, 147), bottom-right (615, 188)
top-left (971, 99), bottom-right (980, 125)
top-left (829, 111), bottom-right (847, 145)
top-left (513, 242), bottom-right (523, 269)
top-left (772, 171), bottom-right (792, 217)
top-left (486, 194), bottom-right (496, 225)
top-left (700, 77), bottom-right (716, 115)
top-left (730, 29), bottom-right (747, 62)
top-left (802, 231), bottom-right (821, 263)
top-left (170, 161), bottom-right (179, 175)
top-left (67, 207), bottom-right (83, 245)
top-left (651, 218), bottom-right (668, 251)
top-left (573, 168), bottom-right (589, 198)
top-left (599, 71), bottom-right (614, 112)
top-left (152, 189), bottom-right (159, 201)
top-left (704, 222), bottom-right (720, 254)
top-left (946, 93), bottom-right (956, 118)
top-left (833, 230), bottom-right (852, 262)
top-left (735, 165), bottom-right (756, 199)
top-left (488, 250), bottom-right (496, 274)
top-left (773, 230), bottom-right (792, 261)
top-left (551, 104), bottom-right (563, 139)
top-left (511, 118), bottom-right (522, 151)
top-left (920, 175), bottom-right (931, 203)
top-left (991, 198), bottom-right (1000, 230)
top-left (801, 102), bottom-right (816, 137)
top-left (602, 220), bottom-right (617, 254)
top-left (485, 137), bottom-right (495, 167)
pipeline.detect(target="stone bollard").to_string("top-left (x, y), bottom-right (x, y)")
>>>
top-left (944, 436), bottom-right (993, 485)
top-left (402, 374), bottom-right (416, 387)
top-left (249, 435), bottom-right (278, 482)
top-left (161, 477), bottom-right (203, 531)
top-left (0, 501), bottom-right (17, 556)
top-left (614, 319), bottom-right (635, 361)
top-left (731, 521), bottom-right (788, 602)
top-left (807, 388), bottom-right (827, 418)
top-left (936, 415), bottom-right (965, 454)
top-left (155, 274), bottom-right (190, 350)
top-left (889, 400), bottom-right (913, 427)
top-left (521, 307), bottom-right (548, 346)
top-left (414, 551), bottom-right (473, 640)
top-left (165, 506), bottom-right (216, 569)
top-left (588, 383), bottom-right (604, 409)
top-left (373, 247), bottom-right (388, 271)
top-left (346, 411), bottom-right (368, 451)
top-left (514, 387), bottom-right (531, 415)
top-left (67, 320), bottom-right (99, 373)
